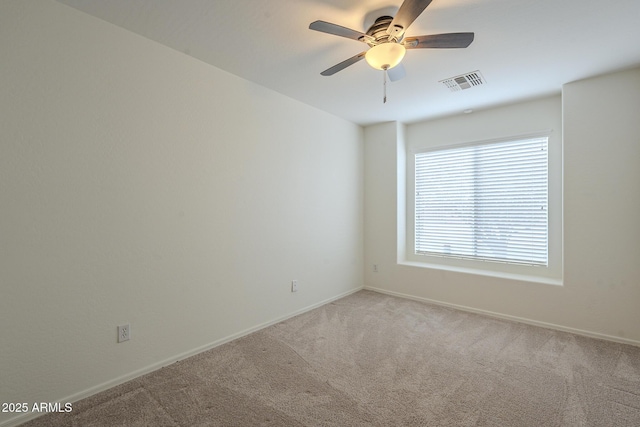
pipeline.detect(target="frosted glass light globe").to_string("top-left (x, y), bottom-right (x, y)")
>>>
top-left (365, 43), bottom-right (406, 70)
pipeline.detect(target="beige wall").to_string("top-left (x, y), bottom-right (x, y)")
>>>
top-left (0, 1), bottom-right (363, 425)
top-left (364, 68), bottom-right (640, 345)
top-left (562, 67), bottom-right (640, 341)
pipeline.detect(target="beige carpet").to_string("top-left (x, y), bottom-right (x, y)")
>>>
top-left (22, 290), bottom-right (640, 426)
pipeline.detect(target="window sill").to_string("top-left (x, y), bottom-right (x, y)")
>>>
top-left (398, 260), bottom-right (563, 286)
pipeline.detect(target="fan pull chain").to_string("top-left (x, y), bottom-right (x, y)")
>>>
top-left (383, 67), bottom-right (388, 104)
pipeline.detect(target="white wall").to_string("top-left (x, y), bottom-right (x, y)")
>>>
top-left (562, 67), bottom-right (640, 341)
top-left (364, 68), bottom-right (640, 345)
top-left (0, 1), bottom-right (363, 425)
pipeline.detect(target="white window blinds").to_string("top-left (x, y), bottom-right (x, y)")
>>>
top-left (415, 137), bottom-right (548, 266)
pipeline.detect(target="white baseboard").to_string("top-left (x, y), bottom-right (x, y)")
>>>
top-left (1, 286), bottom-right (364, 427)
top-left (365, 286), bottom-right (640, 348)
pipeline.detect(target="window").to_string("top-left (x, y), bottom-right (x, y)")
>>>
top-left (414, 136), bottom-right (548, 267)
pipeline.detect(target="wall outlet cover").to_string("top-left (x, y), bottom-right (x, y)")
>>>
top-left (118, 324), bottom-right (130, 343)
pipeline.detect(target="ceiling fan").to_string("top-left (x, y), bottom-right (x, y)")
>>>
top-left (309, 0), bottom-right (474, 99)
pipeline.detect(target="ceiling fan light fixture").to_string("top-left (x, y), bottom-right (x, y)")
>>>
top-left (365, 43), bottom-right (406, 70)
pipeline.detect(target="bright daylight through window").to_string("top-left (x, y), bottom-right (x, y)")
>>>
top-left (414, 136), bottom-right (548, 266)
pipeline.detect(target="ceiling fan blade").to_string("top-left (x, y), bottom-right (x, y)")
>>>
top-left (404, 32), bottom-right (475, 49)
top-left (387, 63), bottom-right (407, 82)
top-left (387, 0), bottom-right (434, 40)
top-left (309, 21), bottom-right (373, 43)
top-left (320, 52), bottom-right (367, 76)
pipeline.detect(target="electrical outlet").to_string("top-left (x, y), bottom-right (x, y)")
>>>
top-left (291, 280), bottom-right (298, 292)
top-left (118, 324), bottom-right (130, 343)
top-left (373, 264), bottom-right (378, 273)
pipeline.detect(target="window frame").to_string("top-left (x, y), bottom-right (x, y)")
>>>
top-left (404, 131), bottom-right (563, 285)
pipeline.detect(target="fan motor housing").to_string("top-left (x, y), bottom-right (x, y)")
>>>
top-left (364, 16), bottom-right (397, 46)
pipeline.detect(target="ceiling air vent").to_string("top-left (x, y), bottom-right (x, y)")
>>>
top-left (440, 71), bottom-right (485, 92)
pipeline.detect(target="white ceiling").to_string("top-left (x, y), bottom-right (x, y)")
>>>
top-left (56, 0), bottom-right (640, 126)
